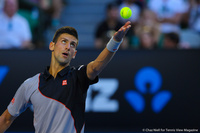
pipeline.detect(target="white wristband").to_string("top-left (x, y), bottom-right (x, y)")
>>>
top-left (106, 37), bottom-right (123, 52)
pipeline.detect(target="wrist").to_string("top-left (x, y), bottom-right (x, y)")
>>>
top-left (106, 36), bottom-right (123, 52)
top-left (113, 36), bottom-right (122, 42)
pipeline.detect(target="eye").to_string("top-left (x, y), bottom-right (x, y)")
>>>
top-left (62, 40), bottom-right (66, 44)
top-left (70, 43), bottom-right (76, 48)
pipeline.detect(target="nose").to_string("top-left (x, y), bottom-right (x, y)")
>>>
top-left (65, 42), bottom-right (70, 50)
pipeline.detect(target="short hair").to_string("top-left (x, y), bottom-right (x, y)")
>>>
top-left (52, 26), bottom-right (78, 44)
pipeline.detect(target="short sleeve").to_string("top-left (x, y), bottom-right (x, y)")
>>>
top-left (76, 65), bottom-right (99, 92)
top-left (7, 81), bottom-right (31, 117)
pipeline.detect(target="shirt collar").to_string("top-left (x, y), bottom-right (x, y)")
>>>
top-left (43, 66), bottom-right (51, 80)
top-left (43, 66), bottom-right (71, 80)
top-left (58, 66), bottom-right (71, 77)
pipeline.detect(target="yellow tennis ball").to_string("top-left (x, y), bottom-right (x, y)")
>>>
top-left (120, 7), bottom-right (132, 19)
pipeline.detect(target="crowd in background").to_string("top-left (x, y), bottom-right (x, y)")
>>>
top-left (0, 0), bottom-right (64, 49)
top-left (95, 0), bottom-right (200, 50)
top-left (0, 0), bottom-right (200, 50)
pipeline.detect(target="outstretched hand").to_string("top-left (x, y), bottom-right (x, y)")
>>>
top-left (113, 21), bottom-right (131, 42)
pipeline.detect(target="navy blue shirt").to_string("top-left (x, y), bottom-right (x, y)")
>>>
top-left (8, 65), bottom-right (98, 133)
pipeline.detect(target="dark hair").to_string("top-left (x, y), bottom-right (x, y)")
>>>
top-left (164, 32), bottom-right (180, 44)
top-left (52, 26), bottom-right (78, 43)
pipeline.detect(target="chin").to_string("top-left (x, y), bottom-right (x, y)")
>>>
top-left (59, 60), bottom-right (70, 66)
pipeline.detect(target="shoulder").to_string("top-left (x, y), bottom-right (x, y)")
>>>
top-left (74, 64), bottom-right (99, 87)
top-left (71, 65), bottom-right (87, 76)
top-left (69, 65), bottom-right (85, 74)
top-left (77, 65), bottom-right (85, 71)
top-left (23, 73), bottom-right (40, 88)
top-left (14, 73), bottom-right (40, 98)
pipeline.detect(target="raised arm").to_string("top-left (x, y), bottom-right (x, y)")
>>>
top-left (87, 21), bottom-right (131, 80)
top-left (0, 109), bottom-right (16, 133)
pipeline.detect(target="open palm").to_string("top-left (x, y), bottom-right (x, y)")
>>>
top-left (113, 21), bottom-right (131, 42)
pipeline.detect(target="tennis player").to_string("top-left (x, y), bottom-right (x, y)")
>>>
top-left (0, 21), bottom-right (131, 133)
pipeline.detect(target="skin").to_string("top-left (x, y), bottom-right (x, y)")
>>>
top-left (0, 21), bottom-right (131, 133)
top-left (49, 33), bottom-right (78, 78)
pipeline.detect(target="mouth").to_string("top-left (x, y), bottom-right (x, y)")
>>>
top-left (62, 52), bottom-right (69, 58)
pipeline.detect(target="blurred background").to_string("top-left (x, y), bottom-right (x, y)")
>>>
top-left (0, 0), bottom-right (200, 132)
top-left (1, 0), bottom-right (200, 50)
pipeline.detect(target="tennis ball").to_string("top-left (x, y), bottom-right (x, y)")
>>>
top-left (120, 7), bottom-right (132, 19)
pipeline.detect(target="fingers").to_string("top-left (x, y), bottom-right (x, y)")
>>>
top-left (119, 21), bottom-right (131, 32)
top-left (122, 21), bottom-right (131, 30)
top-left (117, 21), bottom-right (131, 35)
top-left (113, 21), bottom-right (132, 42)
top-left (125, 25), bottom-right (131, 33)
top-left (124, 21), bottom-right (131, 30)
top-left (124, 21), bottom-right (131, 27)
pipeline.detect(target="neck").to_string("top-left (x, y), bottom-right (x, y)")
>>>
top-left (49, 61), bottom-right (69, 78)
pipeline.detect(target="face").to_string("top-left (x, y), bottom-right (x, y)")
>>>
top-left (49, 33), bottom-right (78, 66)
top-left (4, 0), bottom-right (18, 17)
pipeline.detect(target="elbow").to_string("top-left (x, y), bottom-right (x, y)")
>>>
top-left (87, 62), bottom-right (101, 80)
top-left (88, 67), bottom-right (100, 80)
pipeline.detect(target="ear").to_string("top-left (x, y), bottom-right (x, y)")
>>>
top-left (49, 42), bottom-right (55, 51)
top-left (72, 50), bottom-right (77, 59)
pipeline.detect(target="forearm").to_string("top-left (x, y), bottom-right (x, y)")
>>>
top-left (87, 47), bottom-right (115, 80)
top-left (0, 117), bottom-right (12, 133)
top-left (94, 48), bottom-right (115, 71)
top-left (87, 21), bottom-right (131, 80)
top-left (0, 110), bottom-right (15, 133)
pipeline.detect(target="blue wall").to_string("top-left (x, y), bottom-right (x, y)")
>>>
top-left (1, 49), bottom-right (200, 132)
